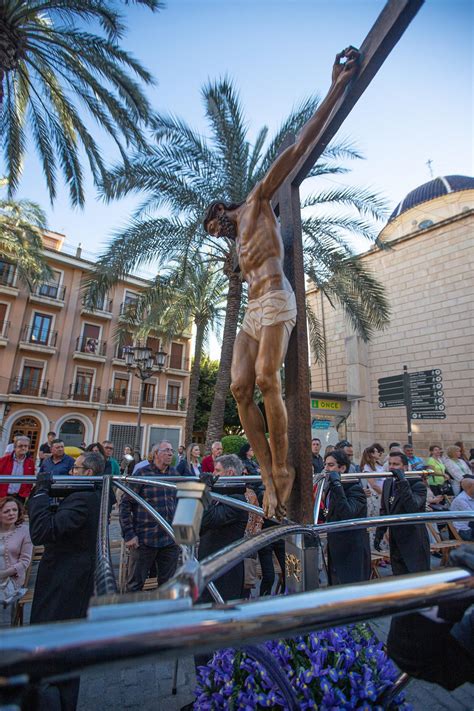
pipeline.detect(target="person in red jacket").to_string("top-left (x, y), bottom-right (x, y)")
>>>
top-left (0, 436), bottom-right (35, 502)
top-left (201, 441), bottom-right (223, 473)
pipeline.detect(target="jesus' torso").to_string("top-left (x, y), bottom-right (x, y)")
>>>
top-left (235, 189), bottom-right (292, 301)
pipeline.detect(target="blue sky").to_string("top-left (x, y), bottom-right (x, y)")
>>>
top-left (13, 0), bottom-right (474, 256)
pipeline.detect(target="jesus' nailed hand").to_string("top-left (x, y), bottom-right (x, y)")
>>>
top-left (203, 47), bottom-right (361, 520)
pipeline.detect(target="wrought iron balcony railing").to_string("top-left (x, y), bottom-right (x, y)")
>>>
top-left (68, 384), bottom-right (102, 402)
top-left (0, 320), bottom-right (10, 337)
top-left (32, 282), bottom-right (66, 300)
top-left (75, 336), bottom-right (107, 356)
top-left (0, 263), bottom-right (16, 287)
top-left (20, 324), bottom-right (58, 347)
top-left (9, 376), bottom-right (49, 398)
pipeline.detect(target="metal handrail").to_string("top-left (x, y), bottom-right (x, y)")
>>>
top-left (95, 475), bottom-right (118, 596)
top-left (0, 566), bottom-right (472, 679)
top-left (198, 510), bottom-right (474, 594)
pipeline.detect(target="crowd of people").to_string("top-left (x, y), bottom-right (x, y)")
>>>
top-left (0, 431), bottom-right (473, 706)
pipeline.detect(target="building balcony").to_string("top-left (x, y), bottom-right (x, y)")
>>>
top-left (9, 376), bottom-right (49, 398)
top-left (0, 264), bottom-right (18, 296)
top-left (29, 282), bottom-right (66, 307)
top-left (73, 336), bottom-right (107, 362)
top-left (67, 384), bottom-right (102, 403)
top-left (18, 325), bottom-right (58, 354)
top-left (80, 298), bottom-right (113, 320)
top-left (0, 320), bottom-right (10, 346)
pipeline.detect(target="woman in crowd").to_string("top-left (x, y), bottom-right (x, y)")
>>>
top-left (324, 449), bottom-right (371, 585)
top-left (0, 497), bottom-right (32, 625)
top-left (85, 442), bottom-right (107, 458)
top-left (238, 443), bottom-right (261, 477)
top-left (324, 444), bottom-right (335, 458)
top-left (177, 443), bottom-right (202, 477)
top-left (443, 445), bottom-right (471, 495)
top-left (425, 445), bottom-right (450, 494)
top-left (454, 441), bottom-right (469, 463)
top-left (360, 445), bottom-right (385, 551)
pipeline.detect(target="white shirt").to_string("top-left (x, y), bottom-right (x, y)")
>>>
top-left (450, 490), bottom-right (474, 531)
top-left (131, 459), bottom-right (151, 475)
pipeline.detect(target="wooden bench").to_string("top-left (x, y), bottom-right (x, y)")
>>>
top-left (12, 545), bottom-right (44, 626)
top-left (370, 551), bottom-right (391, 579)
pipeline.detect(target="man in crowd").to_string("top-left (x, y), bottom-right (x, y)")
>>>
top-left (102, 440), bottom-right (120, 476)
top-left (39, 439), bottom-right (75, 476)
top-left (450, 476), bottom-right (474, 540)
top-left (311, 437), bottom-right (324, 475)
top-left (29, 451), bottom-right (104, 710)
top-left (120, 441), bottom-right (179, 591)
top-left (201, 441), bottom-right (223, 473)
top-left (375, 451), bottom-right (430, 574)
top-left (334, 440), bottom-right (360, 473)
top-left (403, 443), bottom-right (425, 471)
top-left (38, 430), bottom-right (56, 462)
top-left (0, 436), bottom-right (35, 501)
top-left (199, 454), bottom-right (249, 601)
top-left (177, 444), bottom-right (186, 461)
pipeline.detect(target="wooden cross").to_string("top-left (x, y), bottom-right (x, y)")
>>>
top-left (276, 0), bottom-right (424, 522)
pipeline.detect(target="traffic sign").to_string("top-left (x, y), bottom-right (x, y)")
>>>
top-left (412, 412), bottom-right (447, 420)
top-left (378, 375), bottom-right (404, 385)
top-left (379, 401), bottom-right (404, 408)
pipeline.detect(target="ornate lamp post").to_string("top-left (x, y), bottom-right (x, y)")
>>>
top-left (123, 342), bottom-right (167, 457)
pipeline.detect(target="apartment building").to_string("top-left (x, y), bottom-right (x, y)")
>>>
top-left (308, 174), bottom-right (474, 457)
top-left (0, 231), bottom-right (191, 457)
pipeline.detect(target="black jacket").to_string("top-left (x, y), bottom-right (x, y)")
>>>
top-left (326, 480), bottom-right (371, 585)
top-left (312, 454), bottom-right (324, 475)
top-left (198, 485), bottom-right (248, 601)
top-left (29, 487), bottom-right (102, 623)
top-left (377, 477), bottom-right (430, 573)
top-left (176, 458), bottom-right (202, 477)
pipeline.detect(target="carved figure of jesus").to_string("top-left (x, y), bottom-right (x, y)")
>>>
top-left (204, 48), bottom-right (360, 518)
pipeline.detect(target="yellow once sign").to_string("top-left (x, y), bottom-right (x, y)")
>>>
top-left (311, 399), bottom-right (341, 411)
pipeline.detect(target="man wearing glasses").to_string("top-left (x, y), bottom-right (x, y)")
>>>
top-left (119, 441), bottom-right (179, 591)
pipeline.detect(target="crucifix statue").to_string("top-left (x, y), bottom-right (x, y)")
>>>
top-left (204, 0), bottom-right (423, 522)
top-left (204, 48), bottom-right (360, 519)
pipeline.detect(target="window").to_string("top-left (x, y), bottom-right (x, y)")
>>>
top-left (143, 382), bottom-right (155, 407)
top-left (31, 313), bottom-right (53, 344)
top-left (109, 424), bottom-right (143, 456)
top-left (81, 323), bottom-right (101, 353)
top-left (74, 369), bottom-right (94, 401)
top-left (149, 426), bottom-right (180, 455)
top-left (39, 269), bottom-right (61, 298)
top-left (0, 260), bottom-right (15, 286)
top-left (20, 365), bottom-right (43, 396)
top-left (0, 303), bottom-right (7, 335)
top-left (146, 336), bottom-right (160, 354)
top-left (112, 375), bottom-right (129, 404)
top-left (169, 342), bottom-right (183, 369)
top-left (166, 383), bottom-right (180, 410)
top-left (116, 333), bottom-right (132, 359)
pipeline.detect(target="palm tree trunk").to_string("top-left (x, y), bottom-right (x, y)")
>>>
top-left (185, 319), bottom-right (206, 446)
top-left (204, 271), bottom-right (242, 451)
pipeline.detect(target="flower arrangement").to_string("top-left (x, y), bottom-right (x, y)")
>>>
top-left (194, 623), bottom-right (412, 710)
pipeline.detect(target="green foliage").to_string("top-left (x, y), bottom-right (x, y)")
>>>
top-left (194, 357), bottom-right (241, 436)
top-left (0, 194), bottom-right (51, 286)
top-left (221, 435), bottom-right (247, 455)
top-left (0, 0), bottom-right (160, 206)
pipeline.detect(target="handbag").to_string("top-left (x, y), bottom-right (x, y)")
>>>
top-left (439, 481), bottom-right (454, 496)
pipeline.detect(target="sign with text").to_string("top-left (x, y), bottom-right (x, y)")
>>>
top-left (378, 368), bottom-right (446, 421)
top-left (311, 399), bottom-right (341, 411)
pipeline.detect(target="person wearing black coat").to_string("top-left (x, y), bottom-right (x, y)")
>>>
top-left (176, 443), bottom-right (202, 478)
top-left (28, 451), bottom-right (104, 711)
top-left (374, 451), bottom-right (430, 575)
top-left (198, 454), bottom-right (248, 602)
top-left (324, 449), bottom-right (371, 585)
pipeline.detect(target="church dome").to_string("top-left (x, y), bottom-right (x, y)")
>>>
top-left (388, 175), bottom-right (474, 222)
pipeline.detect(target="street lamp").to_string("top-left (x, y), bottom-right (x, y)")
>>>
top-left (123, 342), bottom-right (168, 457)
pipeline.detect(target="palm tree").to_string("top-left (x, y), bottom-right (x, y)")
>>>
top-left (0, 191), bottom-right (51, 286)
top-left (112, 256), bottom-right (227, 445)
top-left (0, 0), bottom-right (160, 206)
top-left (91, 78), bottom-right (389, 449)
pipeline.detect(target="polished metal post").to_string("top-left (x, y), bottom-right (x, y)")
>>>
top-left (94, 474), bottom-right (118, 596)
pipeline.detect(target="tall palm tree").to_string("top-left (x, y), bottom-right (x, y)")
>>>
top-left (92, 78), bottom-right (388, 449)
top-left (0, 0), bottom-right (160, 206)
top-left (112, 256), bottom-right (227, 445)
top-left (0, 191), bottom-right (51, 286)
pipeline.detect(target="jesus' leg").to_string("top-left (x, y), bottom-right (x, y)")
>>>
top-left (230, 330), bottom-right (279, 518)
top-left (255, 323), bottom-right (294, 517)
